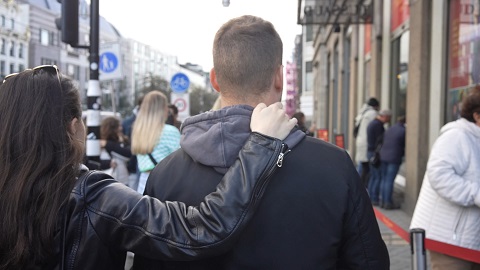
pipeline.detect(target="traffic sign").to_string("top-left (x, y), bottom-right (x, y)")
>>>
top-left (170, 73), bottom-right (190, 93)
top-left (100, 52), bottom-right (118, 73)
top-left (99, 43), bottom-right (122, 81)
top-left (171, 92), bottom-right (190, 121)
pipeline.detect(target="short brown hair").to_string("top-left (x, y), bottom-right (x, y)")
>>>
top-left (460, 85), bottom-right (480, 122)
top-left (213, 15), bottom-right (283, 99)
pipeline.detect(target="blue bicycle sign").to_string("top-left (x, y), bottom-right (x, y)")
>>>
top-left (170, 73), bottom-right (190, 93)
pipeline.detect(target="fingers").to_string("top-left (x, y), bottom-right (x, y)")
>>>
top-left (251, 102), bottom-right (296, 140)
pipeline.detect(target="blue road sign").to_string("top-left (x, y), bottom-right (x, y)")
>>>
top-left (170, 72), bottom-right (190, 92)
top-left (99, 52), bottom-right (118, 73)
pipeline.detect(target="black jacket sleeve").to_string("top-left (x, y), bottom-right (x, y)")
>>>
top-left (80, 132), bottom-right (284, 260)
top-left (104, 140), bottom-right (132, 159)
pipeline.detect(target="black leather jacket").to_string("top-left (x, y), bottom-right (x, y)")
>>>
top-left (49, 133), bottom-right (285, 270)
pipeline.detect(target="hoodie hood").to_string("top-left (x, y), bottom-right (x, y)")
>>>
top-left (440, 118), bottom-right (480, 139)
top-left (181, 105), bottom-right (306, 173)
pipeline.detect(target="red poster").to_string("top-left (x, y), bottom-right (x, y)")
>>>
top-left (448, 0), bottom-right (470, 89)
top-left (391, 0), bottom-right (410, 32)
top-left (364, 24), bottom-right (372, 55)
top-left (335, 134), bottom-right (345, 149)
top-left (317, 129), bottom-right (329, 142)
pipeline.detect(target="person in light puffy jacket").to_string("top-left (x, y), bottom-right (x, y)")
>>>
top-left (410, 85), bottom-right (480, 269)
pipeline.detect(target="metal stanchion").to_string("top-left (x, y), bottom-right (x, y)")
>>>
top-left (410, 228), bottom-right (427, 270)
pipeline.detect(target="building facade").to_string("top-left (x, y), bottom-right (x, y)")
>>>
top-left (0, 0), bottom-right (29, 78)
top-left (297, 0), bottom-right (479, 213)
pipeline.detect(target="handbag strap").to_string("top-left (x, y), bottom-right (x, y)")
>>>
top-left (147, 153), bottom-right (158, 165)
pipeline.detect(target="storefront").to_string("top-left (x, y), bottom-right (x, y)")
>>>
top-left (447, 0), bottom-right (480, 122)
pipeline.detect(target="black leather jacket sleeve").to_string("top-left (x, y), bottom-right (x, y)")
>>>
top-left (75, 132), bottom-right (285, 261)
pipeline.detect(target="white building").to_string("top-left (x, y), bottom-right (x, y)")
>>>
top-left (0, 0), bottom-right (29, 77)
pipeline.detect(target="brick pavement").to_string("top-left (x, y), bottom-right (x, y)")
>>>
top-left (375, 205), bottom-right (431, 270)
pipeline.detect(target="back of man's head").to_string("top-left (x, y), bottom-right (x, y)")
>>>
top-left (367, 98), bottom-right (380, 109)
top-left (213, 15), bottom-right (283, 100)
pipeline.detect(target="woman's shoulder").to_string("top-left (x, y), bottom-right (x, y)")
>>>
top-left (162, 124), bottom-right (181, 137)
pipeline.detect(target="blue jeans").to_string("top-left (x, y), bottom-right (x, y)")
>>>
top-left (380, 162), bottom-right (401, 205)
top-left (367, 151), bottom-right (381, 203)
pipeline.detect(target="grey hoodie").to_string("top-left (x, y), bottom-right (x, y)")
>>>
top-left (181, 105), bottom-right (306, 173)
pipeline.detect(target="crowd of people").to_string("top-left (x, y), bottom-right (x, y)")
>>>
top-left (0, 15), bottom-right (391, 270)
top-left (2, 11), bottom-right (478, 270)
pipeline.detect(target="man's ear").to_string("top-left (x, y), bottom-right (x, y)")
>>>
top-left (210, 68), bottom-right (220, 93)
top-left (274, 65), bottom-right (283, 92)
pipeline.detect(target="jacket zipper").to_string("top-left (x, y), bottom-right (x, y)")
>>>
top-left (276, 145), bottom-right (291, 168)
top-left (255, 143), bottom-right (289, 198)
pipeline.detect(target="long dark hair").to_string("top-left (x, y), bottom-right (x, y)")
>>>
top-left (101, 116), bottom-right (121, 141)
top-left (0, 69), bottom-right (84, 268)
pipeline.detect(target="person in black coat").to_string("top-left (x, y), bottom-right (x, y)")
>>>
top-left (135, 15), bottom-right (389, 270)
top-left (379, 116), bottom-right (406, 209)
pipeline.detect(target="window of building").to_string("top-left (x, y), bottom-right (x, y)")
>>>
top-left (9, 63), bottom-right (14, 74)
top-left (18, 64), bottom-right (25, 72)
top-left (9, 41), bottom-right (14, 57)
top-left (10, 18), bottom-right (14, 30)
top-left (1, 15), bottom-right (5, 27)
top-left (446, 0), bottom-right (480, 122)
top-left (0, 60), bottom-right (5, 77)
top-left (306, 25), bottom-right (313, 42)
top-left (18, 43), bottom-right (23, 58)
top-left (0, 38), bottom-right (5, 55)
top-left (305, 61), bottom-right (313, 92)
top-left (41, 58), bottom-right (57, 65)
top-left (40, 29), bottom-right (50, 46)
top-left (67, 64), bottom-right (80, 80)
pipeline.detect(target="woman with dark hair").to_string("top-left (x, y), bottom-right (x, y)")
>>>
top-left (411, 85), bottom-right (480, 269)
top-left (100, 116), bottom-right (132, 185)
top-left (0, 66), bottom-right (297, 269)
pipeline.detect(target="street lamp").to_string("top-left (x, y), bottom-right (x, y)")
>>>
top-left (222, 0), bottom-right (230, 7)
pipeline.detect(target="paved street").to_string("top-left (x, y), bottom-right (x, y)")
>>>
top-left (376, 206), bottom-right (431, 270)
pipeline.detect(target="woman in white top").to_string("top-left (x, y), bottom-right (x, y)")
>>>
top-left (131, 91), bottom-right (181, 193)
top-left (410, 86), bottom-right (480, 269)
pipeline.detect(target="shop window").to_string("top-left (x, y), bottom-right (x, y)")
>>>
top-left (390, 31), bottom-right (409, 123)
top-left (446, 0), bottom-right (480, 122)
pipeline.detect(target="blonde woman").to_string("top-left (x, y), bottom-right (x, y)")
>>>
top-left (131, 91), bottom-right (180, 193)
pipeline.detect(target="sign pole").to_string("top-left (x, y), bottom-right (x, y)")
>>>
top-left (85, 0), bottom-right (101, 169)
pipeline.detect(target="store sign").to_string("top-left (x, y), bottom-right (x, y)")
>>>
top-left (298, 0), bottom-right (374, 25)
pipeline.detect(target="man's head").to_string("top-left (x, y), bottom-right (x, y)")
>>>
top-left (210, 15), bottom-right (283, 107)
top-left (367, 98), bottom-right (380, 111)
top-left (378, 109), bottom-right (392, 123)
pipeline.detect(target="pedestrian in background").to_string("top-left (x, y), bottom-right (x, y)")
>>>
top-left (354, 97), bottom-right (380, 186)
top-left (135, 15), bottom-right (389, 269)
top-left (99, 116), bottom-right (132, 186)
top-left (379, 115), bottom-right (406, 209)
top-left (410, 86), bottom-right (480, 269)
top-left (131, 90), bottom-right (181, 194)
top-left (122, 95), bottom-right (144, 189)
top-left (292, 111), bottom-right (316, 137)
top-left (0, 65), bottom-right (297, 269)
top-left (366, 109), bottom-right (391, 206)
top-left (167, 104), bottom-right (182, 130)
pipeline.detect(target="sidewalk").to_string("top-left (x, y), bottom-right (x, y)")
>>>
top-left (375, 205), bottom-right (431, 270)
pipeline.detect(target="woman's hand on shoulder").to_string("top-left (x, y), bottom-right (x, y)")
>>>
top-left (251, 102), bottom-right (297, 140)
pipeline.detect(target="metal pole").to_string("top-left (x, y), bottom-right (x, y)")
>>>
top-left (410, 228), bottom-right (427, 270)
top-left (85, 0), bottom-right (101, 169)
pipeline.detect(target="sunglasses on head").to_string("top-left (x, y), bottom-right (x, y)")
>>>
top-left (2, 65), bottom-right (61, 84)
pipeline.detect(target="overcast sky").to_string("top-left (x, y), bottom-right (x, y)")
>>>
top-left (99, 0), bottom-right (302, 72)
